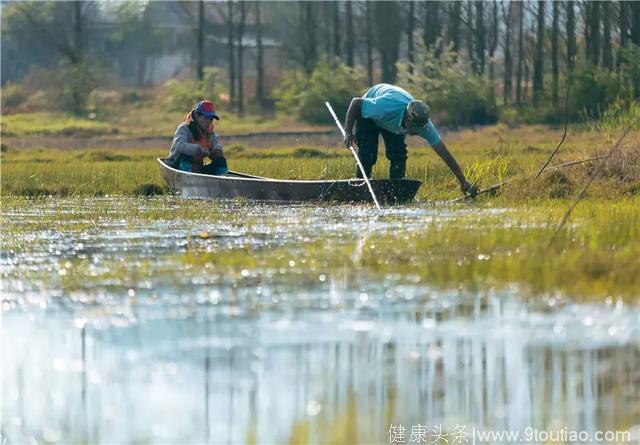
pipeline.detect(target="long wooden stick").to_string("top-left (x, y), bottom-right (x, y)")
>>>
top-left (448, 154), bottom-right (609, 204)
top-left (325, 101), bottom-right (381, 209)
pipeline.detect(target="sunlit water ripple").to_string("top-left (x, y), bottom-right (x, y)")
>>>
top-left (1, 198), bottom-right (638, 444)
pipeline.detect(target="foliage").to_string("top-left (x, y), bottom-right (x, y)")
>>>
top-left (595, 99), bottom-right (640, 131)
top-left (0, 82), bottom-right (29, 109)
top-left (397, 44), bottom-right (498, 126)
top-left (163, 67), bottom-right (226, 112)
top-left (569, 62), bottom-right (631, 119)
top-left (274, 60), bottom-right (363, 124)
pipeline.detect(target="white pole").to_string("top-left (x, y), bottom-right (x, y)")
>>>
top-left (325, 101), bottom-right (381, 210)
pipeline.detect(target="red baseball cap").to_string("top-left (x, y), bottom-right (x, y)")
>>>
top-left (195, 100), bottom-right (220, 120)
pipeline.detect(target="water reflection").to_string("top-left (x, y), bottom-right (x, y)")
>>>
top-left (3, 289), bottom-right (638, 444)
top-left (1, 199), bottom-right (639, 444)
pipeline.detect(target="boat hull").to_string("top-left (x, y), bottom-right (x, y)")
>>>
top-left (157, 159), bottom-right (421, 204)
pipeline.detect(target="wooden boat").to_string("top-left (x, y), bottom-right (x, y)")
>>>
top-left (157, 158), bottom-right (421, 204)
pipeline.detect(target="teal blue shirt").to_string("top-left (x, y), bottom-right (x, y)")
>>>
top-left (360, 83), bottom-right (441, 146)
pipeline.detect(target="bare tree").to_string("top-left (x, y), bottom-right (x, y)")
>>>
top-left (424, 1), bottom-right (441, 54)
top-left (346, 0), bottom-right (355, 67)
top-left (255, 1), bottom-right (265, 107)
top-left (12, 1), bottom-right (96, 114)
top-left (466, 1), bottom-right (476, 72)
top-left (502, 1), bottom-right (514, 103)
top-left (632, 2), bottom-right (640, 46)
top-left (488, 1), bottom-right (499, 80)
top-left (475, 1), bottom-right (485, 75)
top-left (237, 1), bottom-right (246, 115)
top-left (333, 1), bottom-right (341, 58)
top-left (300, 2), bottom-right (317, 73)
top-left (551, 0), bottom-right (559, 103)
top-left (533, 0), bottom-right (544, 103)
top-left (449, 1), bottom-right (462, 53)
top-left (365, 1), bottom-right (374, 84)
top-left (407, 1), bottom-right (415, 74)
top-left (602, 2), bottom-right (613, 70)
top-left (585, 2), bottom-right (601, 65)
top-left (373, 1), bottom-right (402, 83)
top-left (196, 0), bottom-right (204, 81)
top-left (227, 1), bottom-right (236, 108)
top-left (566, 0), bottom-right (576, 70)
top-left (516, 1), bottom-right (524, 105)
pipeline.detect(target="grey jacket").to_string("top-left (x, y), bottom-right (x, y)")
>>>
top-left (166, 123), bottom-right (223, 168)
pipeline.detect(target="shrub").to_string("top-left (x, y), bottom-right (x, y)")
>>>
top-left (163, 67), bottom-right (226, 112)
top-left (1, 82), bottom-right (29, 110)
top-left (569, 62), bottom-right (629, 119)
top-left (274, 60), bottom-right (363, 124)
top-left (397, 44), bottom-right (498, 126)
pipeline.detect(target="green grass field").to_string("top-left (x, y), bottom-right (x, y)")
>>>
top-left (2, 123), bottom-right (638, 201)
top-left (2, 122), bottom-right (639, 301)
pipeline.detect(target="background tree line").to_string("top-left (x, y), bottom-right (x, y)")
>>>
top-left (2, 0), bottom-right (639, 125)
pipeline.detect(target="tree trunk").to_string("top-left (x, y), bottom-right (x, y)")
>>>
top-left (618, 1), bottom-right (628, 71)
top-left (373, 1), bottom-right (402, 83)
top-left (301, 2), bottom-right (317, 74)
top-left (516, 1), bottom-right (524, 105)
top-left (632, 2), bottom-right (640, 46)
top-left (323, 3), bottom-right (332, 57)
top-left (237, 1), bottom-right (245, 116)
top-left (366, 1), bottom-right (373, 84)
top-left (602, 2), bottom-right (612, 70)
top-left (488, 1), bottom-right (498, 80)
top-left (551, 0), bottom-right (559, 103)
top-left (524, 60), bottom-right (530, 103)
top-left (466, 1), bottom-right (476, 73)
top-left (475, 1), bottom-right (485, 75)
top-left (424, 1), bottom-right (440, 53)
top-left (407, 1), bottom-right (414, 74)
top-left (346, 0), bottom-right (354, 66)
top-left (449, 1), bottom-right (462, 53)
top-left (196, 0), bottom-right (204, 81)
top-left (533, 0), bottom-right (544, 104)
top-left (333, 1), bottom-right (341, 58)
top-left (255, 1), bottom-right (264, 107)
top-left (566, 0), bottom-right (575, 70)
top-left (73, 1), bottom-right (82, 63)
top-left (72, 0), bottom-right (83, 115)
top-left (227, 1), bottom-right (235, 109)
top-left (502, 1), bottom-right (513, 104)
top-left (585, 2), bottom-right (601, 65)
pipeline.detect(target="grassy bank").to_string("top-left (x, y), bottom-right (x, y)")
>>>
top-left (2, 124), bottom-right (638, 201)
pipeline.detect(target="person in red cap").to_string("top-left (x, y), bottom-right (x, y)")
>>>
top-left (166, 100), bottom-right (229, 175)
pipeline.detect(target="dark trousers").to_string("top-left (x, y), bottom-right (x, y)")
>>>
top-left (354, 117), bottom-right (407, 179)
top-left (201, 157), bottom-right (228, 174)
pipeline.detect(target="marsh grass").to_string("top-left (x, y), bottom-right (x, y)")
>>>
top-left (0, 113), bottom-right (117, 137)
top-left (2, 122), bottom-right (639, 201)
top-left (2, 196), bottom-right (638, 301)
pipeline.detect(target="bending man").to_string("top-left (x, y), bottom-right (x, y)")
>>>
top-left (343, 83), bottom-right (478, 197)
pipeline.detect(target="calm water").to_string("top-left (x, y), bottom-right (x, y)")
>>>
top-left (1, 198), bottom-right (638, 444)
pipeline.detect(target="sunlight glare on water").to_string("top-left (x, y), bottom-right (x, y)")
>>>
top-left (1, 198), bottom-right (638, 444)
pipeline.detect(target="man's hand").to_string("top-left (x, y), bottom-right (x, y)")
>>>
top-left (208, 148), bottom-right (223, 160)
top-left (344, 134), bottom-right (356, 150)
top-left (461, 180), bottom-right (479, 198)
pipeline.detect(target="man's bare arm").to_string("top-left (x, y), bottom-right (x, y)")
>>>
top-left (431, 140), bottom-right (478, 196)
top-left (343, 98), bottom-right (364, 147)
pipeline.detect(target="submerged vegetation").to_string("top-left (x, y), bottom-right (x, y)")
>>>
top-left (1, 196), bottom-right (639, 302)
